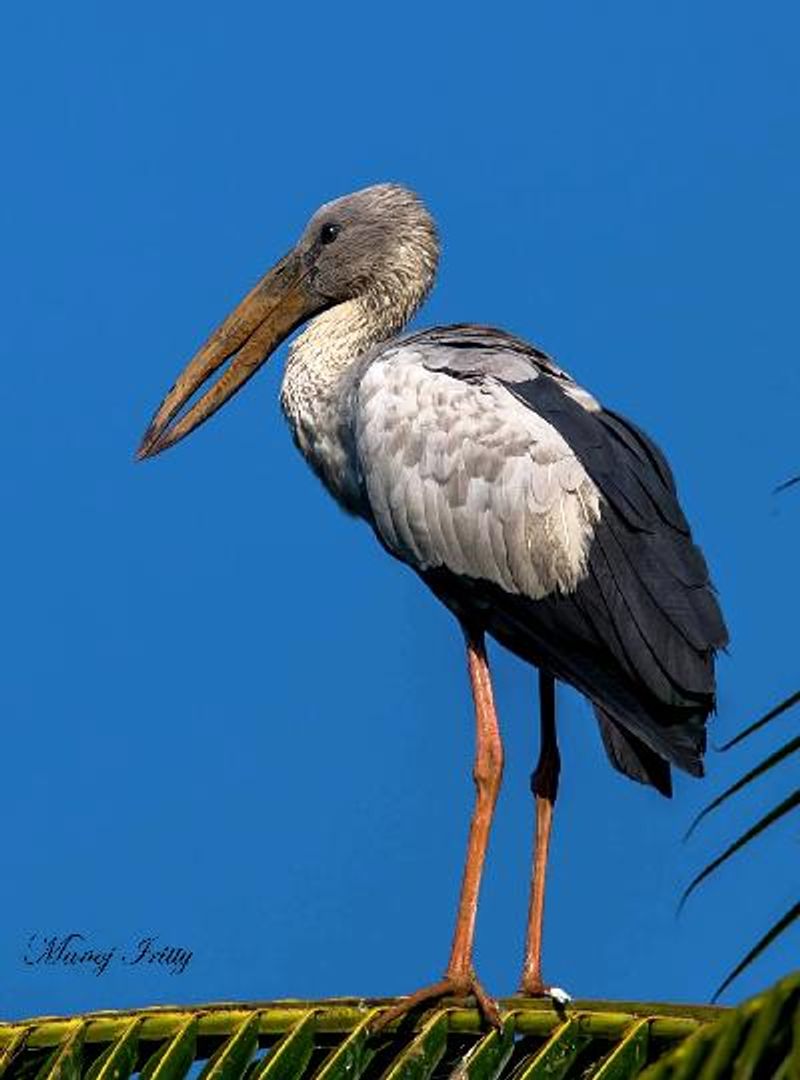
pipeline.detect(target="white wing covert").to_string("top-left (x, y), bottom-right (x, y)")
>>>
top-left (354, 345), bottom-right (601, 601)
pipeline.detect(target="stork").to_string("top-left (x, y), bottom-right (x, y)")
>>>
top-left (138, 184), bottom-right (727, 1027)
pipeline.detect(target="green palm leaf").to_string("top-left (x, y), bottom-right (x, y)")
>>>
top-left (685, 688), bottom-right (800, 995)
top-left (774, 475), bottom-right (800, 493)
top-left (685, 729), bottom-right (800, 839)
top-left (640, 972), bottom-right (800, 1079)
top-left (714, 904), bottom-right (800, 1003)
top-left (716, 688), bottom-right (800, 753)
top-left (0, 998), bottom-right (727, 1080)
top-left (681, 789), bottom-right (800, 908)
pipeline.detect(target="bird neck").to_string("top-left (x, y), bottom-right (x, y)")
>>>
top-left (288, 297), bottom-right (393, 384)
top-left (288, 272), bottom-right (428, 376)
top-left (279, 288), bottom-right (422, 512)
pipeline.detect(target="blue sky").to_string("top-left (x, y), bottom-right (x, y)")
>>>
top-left (1, 1), bottom-right (798, 1021)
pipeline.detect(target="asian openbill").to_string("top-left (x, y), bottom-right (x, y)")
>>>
top-left (138, 184), bottom-right (728, 1027)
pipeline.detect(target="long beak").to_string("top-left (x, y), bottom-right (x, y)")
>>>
top-left (136, 250), bottom-right (319, 460)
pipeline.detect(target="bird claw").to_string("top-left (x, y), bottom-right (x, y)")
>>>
top-left (370, 973), bottom-right (502, 1034)
top-left (518, 980), bottom-right (572, 1007)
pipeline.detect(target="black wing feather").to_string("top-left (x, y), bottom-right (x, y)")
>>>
top-left (596, 707), bottom-right (673, 797)
top-left (412, 326), bottom-right (727, 793)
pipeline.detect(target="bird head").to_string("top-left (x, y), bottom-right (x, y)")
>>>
top-left (136, 183), bottom-right (438, 460)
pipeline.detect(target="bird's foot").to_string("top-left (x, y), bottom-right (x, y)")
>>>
top-left (518, 978), bottom-right (572, 1007)
top-left (371, 971), bottom-right (502, 1033)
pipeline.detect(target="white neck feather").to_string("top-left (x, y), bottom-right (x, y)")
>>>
top-left (278, 294), bottom-right (409, 512)
top-left (287, 299), bottom-right (381, 383)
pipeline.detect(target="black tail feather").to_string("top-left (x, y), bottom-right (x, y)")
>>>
top-left (595, 707), bottom-right (674, 797)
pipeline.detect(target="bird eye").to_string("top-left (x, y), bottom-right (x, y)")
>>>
top-left (320, 223), bottom-right (340, 245)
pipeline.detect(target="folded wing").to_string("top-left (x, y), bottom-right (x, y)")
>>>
top-left (354, 325), bottom-right (728, 794)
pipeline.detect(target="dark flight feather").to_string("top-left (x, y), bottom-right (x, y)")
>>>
top-left (402, 324), bottom-right (727, 792)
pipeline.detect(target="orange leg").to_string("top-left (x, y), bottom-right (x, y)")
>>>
top-left (519, 670), bottom-right (561, 995)
top-left (373, 626), bottom-right (504, 1031)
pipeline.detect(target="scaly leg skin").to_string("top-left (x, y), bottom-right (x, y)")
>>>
top-left (518, 669), bottom-right (565, 1001)
top-left (372, 627), bottom-right (504, 1033)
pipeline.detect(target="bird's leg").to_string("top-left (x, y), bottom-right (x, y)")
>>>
top-left (372, 626), bottom-right (504, 1032)
top-left (519, 670), bottom-right (561, 996)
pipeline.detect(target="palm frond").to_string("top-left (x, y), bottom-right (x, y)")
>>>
top-left (681, 789), bottom-right (800, 907)
top-left (714, 904), bottom-right (800, 1002)
top-left (774, 474), bottom-right (800, 493)
top-left (686, 728), bottom-right (800, 838)
top-left (641, 971), bottom-right (800, 1079)
top-left (0, 997), bottom-right (727, 1080)
top-left (685, 689), bottom-right (800, 994)
top-left (717, 688), bottom-right (800, 752)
